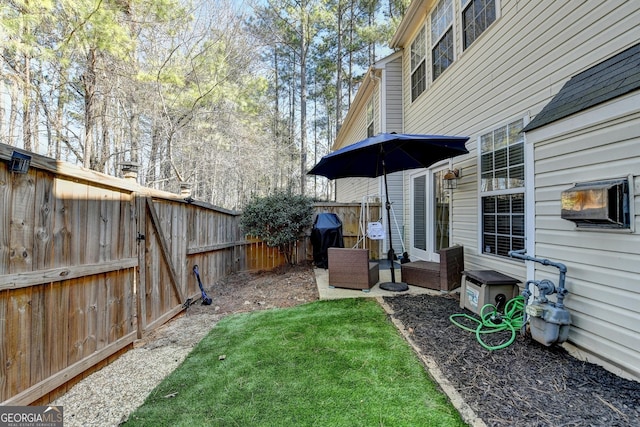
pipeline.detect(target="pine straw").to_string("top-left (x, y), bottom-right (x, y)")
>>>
top-left (384, 294), bottom-right (640, 427)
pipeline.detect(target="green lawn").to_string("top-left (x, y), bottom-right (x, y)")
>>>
top-left (124, 298), bottom-right (466, 426)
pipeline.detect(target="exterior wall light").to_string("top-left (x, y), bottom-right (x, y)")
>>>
top-left (10, 151), bottom-right (31, 174)
top-left (443, 168), bottom-right (460, 189)
top-left (561, 178), bottom-right (631, 229)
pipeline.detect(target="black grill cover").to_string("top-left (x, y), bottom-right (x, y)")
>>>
top-left (311, 213), bottom-right (344, 268)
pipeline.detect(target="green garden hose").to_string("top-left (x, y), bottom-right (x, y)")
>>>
top-left (450, 296), bottom-right (526, 351)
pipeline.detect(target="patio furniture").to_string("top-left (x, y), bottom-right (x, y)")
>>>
top-left (328, 248), bottom-right (379, 290)
top-left (400, 245), bottom-right (464, 291)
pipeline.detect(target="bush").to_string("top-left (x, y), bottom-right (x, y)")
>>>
top-left (240, 191), bottom-right (314, 264)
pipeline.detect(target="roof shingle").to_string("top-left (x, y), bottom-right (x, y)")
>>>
top-left (523, 43), bottom-right (640, 132)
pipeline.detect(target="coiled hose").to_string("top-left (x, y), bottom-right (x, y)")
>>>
top-left (450, 296), bottom-right (525, 351)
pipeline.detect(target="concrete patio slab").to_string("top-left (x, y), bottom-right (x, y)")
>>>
top-left (314, 261), bottom-right (451, 300)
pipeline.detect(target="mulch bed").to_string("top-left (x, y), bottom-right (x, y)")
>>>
top-left (384, 293), bottom-right (640, 427)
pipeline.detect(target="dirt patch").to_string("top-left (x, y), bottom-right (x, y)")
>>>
top-left (384, 293), bottom-right (640, 427)
top-left (208, 262), bottom-right (320, 313)
top-left (138, 262), bottom-right (320, 349)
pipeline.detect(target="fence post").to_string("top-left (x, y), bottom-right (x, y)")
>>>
top-left (135, 194), bottom-right (147, 339)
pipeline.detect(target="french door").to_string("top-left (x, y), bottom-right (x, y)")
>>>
top-left (410, 166), bottom-right (450, 262)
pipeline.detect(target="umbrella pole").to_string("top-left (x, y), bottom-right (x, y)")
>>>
top-left (379, 160), bottom-right (409, 292)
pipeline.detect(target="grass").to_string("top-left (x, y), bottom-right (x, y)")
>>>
top-left (124, 298), bottom-right (466, 426)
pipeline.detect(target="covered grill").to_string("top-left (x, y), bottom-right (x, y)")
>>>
top-left (311, 213), bottom-right (344, 269)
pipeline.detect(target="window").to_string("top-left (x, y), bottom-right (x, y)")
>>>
top-left (411, 26), bottom-right (426, 101)
top-left (480, 119), bottom-right (525, 257)
top-left (366, 101), bottom-right (374, 137)
top-left (431, 0), bottom-right (454, 80)
top-left (462, 0), bottom-right (496, 50)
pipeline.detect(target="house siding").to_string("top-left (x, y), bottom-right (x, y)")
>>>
top-left (384, 58), bottom-right (404, 133)
top-left (335, 84), bottom-right (379, 204)
top-left (385, 171), bottom-right (405, 255)
top-left (403, 0), bottom-right (639, 136)
top-left (382, 57), bottom-right (405, 254)
top-left (399, 0), bottom-right (639, 268)
top-left (393, 0), bottom-right (640, 379)
top-left (529, 92), bottom-right (640, 378)
top-left (336, 178), bottom-right (379, 203)
top-left (335, 55), bottom-right (405, 258)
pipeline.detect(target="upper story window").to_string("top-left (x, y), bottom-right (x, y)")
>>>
top-left (366, 100), bottom-right (374, 137)
top-left (480, 119), bottom-right (525, 257)
top-left (462, 0), bottom-right (497, 50)
top-left (431, 0), bottom-right (454, 80)
top-left (411, 26), bottom-right (426, 101)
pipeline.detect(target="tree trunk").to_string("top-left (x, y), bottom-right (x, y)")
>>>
top-left (300, 18), bottom-right (307, 196)
top-left (335, 1), bottom-right (343, 134)
top-left (83, 49), bottom-right (97, 169)
top-left (22, 54), bottom-right (32, 152)
top-left (9, 80), bottom-right (19, 146)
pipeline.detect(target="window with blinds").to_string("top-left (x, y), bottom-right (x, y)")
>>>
top-left (480, 119), bottom-right (525, 257)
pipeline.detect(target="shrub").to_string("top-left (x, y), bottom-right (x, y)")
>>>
top-left (240, 191), bottom-right (314, 264)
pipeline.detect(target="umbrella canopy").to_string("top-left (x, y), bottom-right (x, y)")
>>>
top-left (308, 133), bottom-right (469, 179)
top-left (308, 132), bottom-right (470, 292)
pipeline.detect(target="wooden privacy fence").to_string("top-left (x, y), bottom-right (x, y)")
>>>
top-left (0, 144), bottom-right (370, 405)
top-left (0, 145), bottom-right (247, 405)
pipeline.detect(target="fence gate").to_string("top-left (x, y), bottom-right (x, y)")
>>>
top-left (136, 196), bottom-right (193, 337)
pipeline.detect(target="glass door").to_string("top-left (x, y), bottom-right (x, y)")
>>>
top-left (410, 166), bottom-right (450, 261)
top-left (432, 168), bottom-right (450, 261)
top-left (411, 172), bottom-right (428, 260)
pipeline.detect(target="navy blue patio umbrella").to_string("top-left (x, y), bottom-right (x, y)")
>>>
top-left (308, 132), bottom-right (469, 291)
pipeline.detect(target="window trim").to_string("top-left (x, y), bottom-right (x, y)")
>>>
top-left (478, 117), bottom-right (527, 258)
top-left (410, 25), bottom-right (427, 101)
top-left (366, 100), bottom-right (374, 137)
top-left (431, 0), bottom-right (455, 81)
top-left (461, 0), bottom-right (499, 51)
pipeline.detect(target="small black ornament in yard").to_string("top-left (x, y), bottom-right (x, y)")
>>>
top-left (308, 132), bottom-right (469, 292)
top-left (193, 265), bottom-right (213, 305)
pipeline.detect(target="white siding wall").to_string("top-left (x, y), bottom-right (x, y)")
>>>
top-left (528, 92), bottom-right (640, 379)
top-left (396, 0), bottom-right (640, 379)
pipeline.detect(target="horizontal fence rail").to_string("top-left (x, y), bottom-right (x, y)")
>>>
top-left (1, 143), bottom-right (368, 405)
